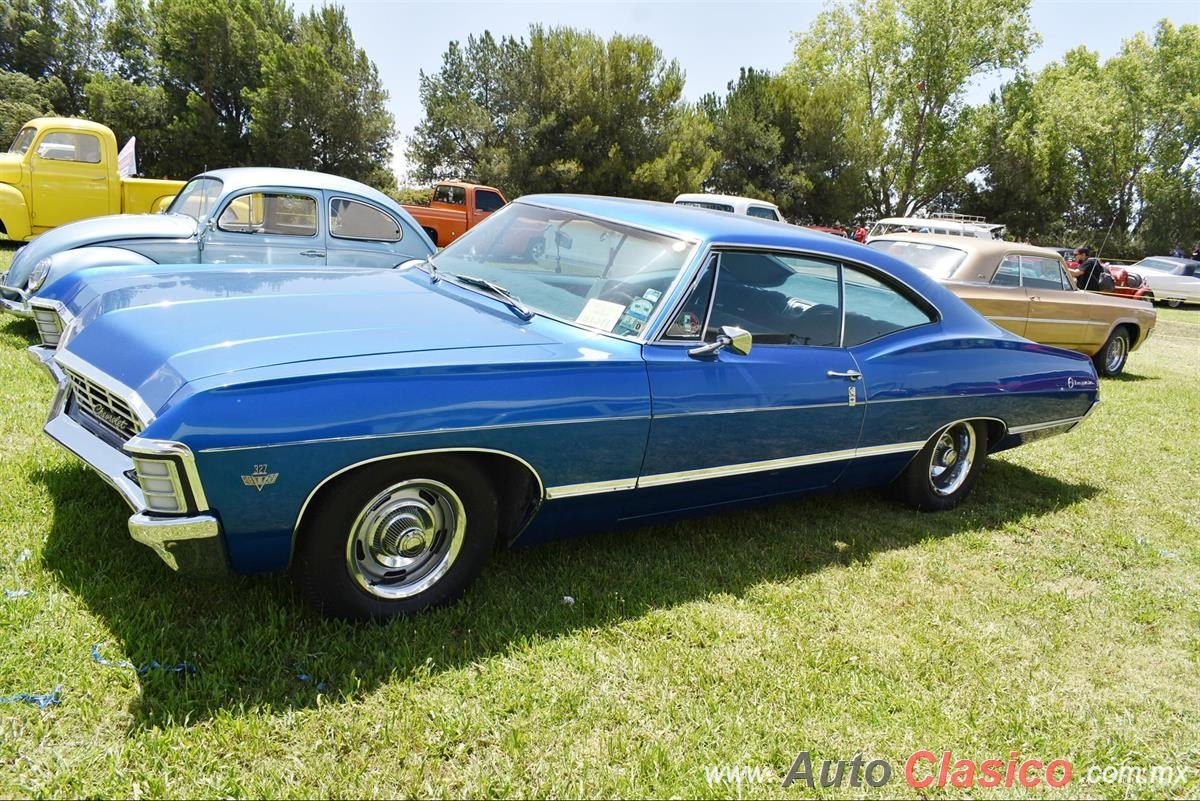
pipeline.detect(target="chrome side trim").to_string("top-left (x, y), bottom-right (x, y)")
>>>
top-left (52, 348), bottom-right (157, 430)
top-left (544, 477), bottom-right (638, 499)
top-left (126, 436), bottom-right (210, 511)
top-left (637, 447), bottom-right (859, 489)
top-left (198, 414), bottom-right (651, 453)
top-left (290, 447), bottom-right (547, 561)
top-left (652, 400), bottom-right (855, 419)
top-left (1007, 415), bottom-right (1085, 435)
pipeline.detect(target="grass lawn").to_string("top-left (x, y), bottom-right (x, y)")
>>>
top-left (0, 245), bottom-right (1198, 798)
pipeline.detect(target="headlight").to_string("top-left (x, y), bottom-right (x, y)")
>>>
top-left (27, 258), bottom-right (52, 292)
top-left (131, 457), bottom-right (186, 513)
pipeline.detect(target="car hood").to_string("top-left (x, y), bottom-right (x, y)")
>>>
top-left (56, 267), bottom-right (561, 413)
top-left (3, 213), bottom-right (196, 288)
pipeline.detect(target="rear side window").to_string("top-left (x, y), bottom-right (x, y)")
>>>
top-left (842, 265), bottom-right (936, 346)
top-left (35, 132), bottom-right (101, 163)
top-left (474, 190), bottom-right (504, 212)
top-left (992, 255), bottom-right (1021, 287)
top-left (1020, 255), bottom-right (1067, 290)
top-left (330, 198), bottom-right (402, 241)
top-left (218, 192), bottom-right (318, 236)
top-left (746, 206), bottom-right (779, 221)
top-left (433, 184), bottom-right (467, 205)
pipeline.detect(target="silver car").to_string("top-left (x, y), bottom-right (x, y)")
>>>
top-left (0, 167), bottom-right (435, 317)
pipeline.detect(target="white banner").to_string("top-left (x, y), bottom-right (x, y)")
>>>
top-left (117, 136), bottom-right (137, 178)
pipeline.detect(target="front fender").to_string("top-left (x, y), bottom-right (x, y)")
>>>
top-left (0, 183), bottom-right (32, 241)
top-left (37, 247), bottom-right (157, 300)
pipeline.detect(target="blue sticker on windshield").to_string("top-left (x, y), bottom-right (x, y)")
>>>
top-left (626, 298), bottom-right (654, 321)
top-left (643, 288), bottom-right (662, 303)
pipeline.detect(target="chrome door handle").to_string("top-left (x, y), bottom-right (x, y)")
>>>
top-left (299, 250), bottom-right (325, 258)
top-left (827, 369), bottom-right (862, 380)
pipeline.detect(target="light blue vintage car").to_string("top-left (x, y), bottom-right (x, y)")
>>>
top-left (0, 167), bottom-right (434, 317)
top-left (28, 195), bottom-right (1100, 620)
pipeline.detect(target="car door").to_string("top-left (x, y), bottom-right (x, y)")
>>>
top-left (30, 129), bottom-right (110, 228)
top-left (200, 189), bottom-right (326, 265)
top-left (637, 250), bottom-right (866, 514)
top-left (1022, 254), bottom-right (1093, 350)
top-left (325, 195), bottom-right (430, 268)
top-left (954, 254), bottom-right (1028, 337)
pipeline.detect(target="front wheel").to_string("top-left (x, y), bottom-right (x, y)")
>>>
top-left (292, 456), bottom-right (497, 620)
top-left (1093, 326), bottom-right (1130, 377)
top-left (892, 421), bottom-right (988, 512)
top-left (1164, 298), bottom-right (1184, 309)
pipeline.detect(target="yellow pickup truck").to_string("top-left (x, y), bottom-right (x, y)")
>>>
top-left (0, 117), bottom-right (184, 241)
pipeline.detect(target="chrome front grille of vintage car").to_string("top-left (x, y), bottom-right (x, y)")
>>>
top-left (64, 367), bottom-right (145, 440)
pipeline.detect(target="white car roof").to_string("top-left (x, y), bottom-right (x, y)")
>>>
top-left (673, 193), bottom-right (780, 215)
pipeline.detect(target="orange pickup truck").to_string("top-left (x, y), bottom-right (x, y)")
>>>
top-left (403, 181), bottom-right (507, 247)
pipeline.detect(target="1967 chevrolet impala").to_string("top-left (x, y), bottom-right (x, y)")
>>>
top-left (29, 195), bottom-right (1100, 619)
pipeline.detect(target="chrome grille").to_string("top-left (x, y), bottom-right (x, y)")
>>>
top-left (32, 307), bottom-right (64, 346)
top-left (64, 367), bottom-right (145, 439)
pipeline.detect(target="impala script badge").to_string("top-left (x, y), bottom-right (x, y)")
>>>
top-left (242, 464), bottom-right (279, 491)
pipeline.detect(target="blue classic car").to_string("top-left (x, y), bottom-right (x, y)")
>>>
top-left (0, 167), bottom-right (434, 317)
top-left (29, 195), bottom-right (1100, 619)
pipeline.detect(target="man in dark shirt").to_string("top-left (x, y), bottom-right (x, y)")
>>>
top-left (1073, 247), bottom-right (1106, 290)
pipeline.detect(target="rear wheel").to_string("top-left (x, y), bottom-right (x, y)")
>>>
top-left (1093, 326), bottom-right (1130, 377)
top-left (1164, 298), bottom-right (1184, 309)
top-left (293, 456), bottom-right (497, 620)
top-left (893, 421), bottom-right (987, 512)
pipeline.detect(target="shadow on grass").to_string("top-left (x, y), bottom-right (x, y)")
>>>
top-left (0, 312), bottom-right (37, 342)
top-left (1107, 370), bottom-right (1152, 382)
top-left (36, 457), bottom-right (1098, 730)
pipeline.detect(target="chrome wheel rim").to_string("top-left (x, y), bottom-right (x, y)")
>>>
top-left (928, 422), bottom-right (976, 496)
top-left (346, 479), bottom-right (465, 600)
top-left (1104, 335), bottom-right (1127, 373)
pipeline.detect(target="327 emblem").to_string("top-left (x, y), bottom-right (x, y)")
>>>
top-left (241, 464), bottom-right (279, 491)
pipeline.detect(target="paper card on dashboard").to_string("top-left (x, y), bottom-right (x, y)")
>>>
top-left (576, 298), bottom-right (626, 332)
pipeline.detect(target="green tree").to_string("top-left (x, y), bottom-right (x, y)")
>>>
top-left (702, 68), bottom-right (867, 223)
top-left (0, 69), bottom-right (60, 143)
top-left (408, 26), bottom-right (715, 200)
top-left (788, 0), bottom-right (1036, 217)
top-left (248, 5), bottom-right (395, 190)
top-left (150, 0), bottom-right (294, 172)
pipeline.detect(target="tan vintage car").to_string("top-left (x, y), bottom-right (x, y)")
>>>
top-left (869, 233), bottom-right (1156, 376)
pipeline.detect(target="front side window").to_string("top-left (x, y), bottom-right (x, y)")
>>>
top-left (867, 239), bottom-right (967, 279)
top-left (218, 192), bottom-right (317, 236)
top-left (429, 202), bottom-right (694, 337)
top-left (747, 206), bottom-right (780, 221)
top-left (841, 265), bottom-right (936, 346)
top-left (1020, 255), bottom-right (1067, 290)
top-left (35, 132), bottom-right (101, 163)
top-left (167, 177), bottom-right (224, 220)
top-left (330, 198), bottom-right (401, 241)
top-left (992, 255), bottom-right (1021, 287)
top-left (8, 127), bottom-right (36, 154)
top-left (434, 184), bottom-right (467, 206)
top-left (474, 190), bottom-right (504, 212)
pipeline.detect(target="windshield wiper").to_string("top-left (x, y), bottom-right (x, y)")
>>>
top-left (451, 274), bottom-right (534, 320)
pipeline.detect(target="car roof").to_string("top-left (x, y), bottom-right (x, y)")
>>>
top-left (870, 231), bottom-right (1063, 259)
top-left (518, 194), bottom-right (826, 245)
top-left (673, 193), bottom-right (779, 210)
top-left (26, 116), bottom-right (113, 136)
top-left (1140, 256), bottom-right (1200, 266)
top-left (190, 167), bottom-right (399, 208)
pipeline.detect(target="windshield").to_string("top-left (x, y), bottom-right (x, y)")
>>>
top-left (1134, 259), bottom-right (1180, 274)
top-left (430, 202), bottom-right (695, 337)
top-left (868, 239), bottom-right (968, 278)
top-left (8, 127), bottom-right (36, 155)
top-left (167, 177), bottom-right (224, 220)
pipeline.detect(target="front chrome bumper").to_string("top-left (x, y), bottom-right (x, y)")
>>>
top-left (0, 278), bottom-right (32, 317)
top-left (36, 358), bottom-right (228, 576)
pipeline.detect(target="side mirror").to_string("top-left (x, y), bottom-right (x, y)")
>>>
top-left (688, 325), bottom-right (753, 359)
top-left (197, 217), bottom-right (216, 236)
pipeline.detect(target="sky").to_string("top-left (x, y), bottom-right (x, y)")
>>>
top-left (290, 0), bottom-right (1200, 181)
